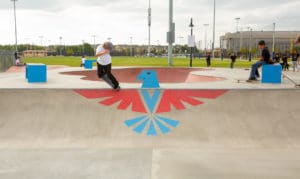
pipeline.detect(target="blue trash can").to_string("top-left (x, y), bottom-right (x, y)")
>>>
top-left (262, 64), bottom-right (282, 84)
top-left (84, 60), bottom-right (97, 69)
top-left (26, 63), bottom-right (47, 83)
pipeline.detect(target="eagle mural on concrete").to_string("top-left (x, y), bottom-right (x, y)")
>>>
top-left (75, 70), bottom-right (226, 136)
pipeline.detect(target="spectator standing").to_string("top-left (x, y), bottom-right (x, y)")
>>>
top-left (230, 53), bottom-right (237, 69)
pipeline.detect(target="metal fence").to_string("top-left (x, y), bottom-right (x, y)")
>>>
top-left (0, 50), bottom-right (14, 72)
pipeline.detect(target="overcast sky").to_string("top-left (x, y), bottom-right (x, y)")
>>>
top-left (1, 0), bottom-right (300, 47)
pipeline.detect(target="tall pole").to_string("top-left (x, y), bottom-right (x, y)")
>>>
top-left (177, 36), bottom-right (184, 45)
top-left (59, 37), bottom-right (63, 56)
top-left (130, 37), bottom-right (133, 56)
top-left (240, 27), bottom-right (243, 59)
top-left (147, 0), bottom-right (151, 56)
top-left (168, 0), bottom-right (174, 66)
top-left (235, 17), bottom-right (240, 55)
top-left (82, 40), bottom-right (85, 55)
top-left (204, 24), bottom-right (209, 56)
top-left (11, 0), bottom-right (18, 52)
top-left (92, 35), bottom-right (96, 55)
top-left (272, 22), bottom-right (276, 59)
top-left (39, 36), bottom-right (44, 47)
top-left (212, 0), bottom-right (216, 59)
top-left (189, 18), bottom-right (194, 67)
top-left (235, 17), bottom-right (240, 33)
top-left (248, 27), bottom-right (253, 62)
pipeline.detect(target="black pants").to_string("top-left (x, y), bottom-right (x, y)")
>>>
top-left (97, 63), bottom-right (119, 89)
top-left (230, 61), bottom-right (235, 69)
top-left (206, 60), bottom-right (211, 67)
top-left (281, 62), bottom-right (289, 70)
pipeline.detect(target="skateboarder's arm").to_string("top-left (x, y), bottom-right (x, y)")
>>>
top-left (96, 49), bottom-right (110, 57)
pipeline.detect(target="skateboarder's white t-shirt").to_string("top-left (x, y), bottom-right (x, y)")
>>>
top-left (96, 45), bottom-right (112, 65)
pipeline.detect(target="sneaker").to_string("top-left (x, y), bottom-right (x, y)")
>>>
top-left (114, 86), bottom-right (121, 92)
top-left (246, 78), bottom-right (258, 82)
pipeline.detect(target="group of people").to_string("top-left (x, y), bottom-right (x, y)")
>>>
top-left (274, 52), bottom-right (299, 72)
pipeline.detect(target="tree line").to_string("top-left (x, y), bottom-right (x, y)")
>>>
top-left (0, 43), bottom-right (200, 57)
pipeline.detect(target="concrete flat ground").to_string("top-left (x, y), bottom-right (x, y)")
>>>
top-left (0, 89), bottom-right (300, 179)
top-left (0, 66), bottom-right (300, 89)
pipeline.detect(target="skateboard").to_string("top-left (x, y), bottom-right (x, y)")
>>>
top-left (282, 73), bottom-right (300, 88)
top-left (234, 79), bottom-right (260, 84)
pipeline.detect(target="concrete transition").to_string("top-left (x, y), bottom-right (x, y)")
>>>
top-left (61, 67), bottom-right (226, 83)
top-left (0, 89), bottom-right (300, 179)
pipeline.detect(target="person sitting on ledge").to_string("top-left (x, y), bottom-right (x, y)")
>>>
top-left (15, 56), bottom-right (26, 66)
top-left (247, 40), bottom-right (274, 82)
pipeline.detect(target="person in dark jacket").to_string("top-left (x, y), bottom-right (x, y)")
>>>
top-left (230, 53), bottom-right (237, 69)
top-left (247, 40), bottom-right (273, 82)
top-left (206, 54), bottom-right (211, 67)
top-left (274, 53), bottom-right (280, 63)
top-left (281, 54), bottom-right (289, 71)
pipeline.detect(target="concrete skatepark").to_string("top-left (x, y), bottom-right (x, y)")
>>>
top-left (0, 66), bottom-right (300, 179)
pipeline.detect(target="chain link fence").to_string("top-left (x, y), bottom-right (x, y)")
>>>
top-left (0, 50), bottom-right (14, 72)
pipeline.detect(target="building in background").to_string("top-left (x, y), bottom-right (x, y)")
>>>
top-left (23, 50), bottom-right (48, 57)
top-left (220, 31), bottom-right (300, 57)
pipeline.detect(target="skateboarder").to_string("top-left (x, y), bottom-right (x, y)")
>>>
top-left (247, 40), bottom-right (273, 82)
top-left (96, 42), bottom-right (120, 91)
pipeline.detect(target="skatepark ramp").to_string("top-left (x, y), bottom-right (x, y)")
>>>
top-left (0, 89), bottom-right (300, 178)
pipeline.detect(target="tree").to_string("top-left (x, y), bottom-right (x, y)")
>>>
top-left (66, 48), bottom-right (74, 56)
top-left (240, 47), bottom-right (248, 56)
top-left (83, 43), bottom-right (94, 56)
top-left (251, 47), bottom-right (258, 57)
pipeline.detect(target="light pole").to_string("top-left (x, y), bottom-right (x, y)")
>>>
top-left (235, 17), bottom-right (240, 32)
top-left (189, 18), bottom-right (194, 67)
top-left (82, 40), bottom-right (85, 55)
top-left (130, 37), bottom-right (133, 57)
top-left (203, 24), bottom-right (209, 56)
top-left (167, 0), bottom-right (175, 66)
top-left (92, 35), bottom-right (96, 55)
top-left (235, 17), bottom-right (240, 55)
top-left (11, 0), bottom-right (18, 53)
top-left (147, 0), bottom-right (151, 56)
top-left (177, 36), bottom-right (184, 45)
top-left (248, 27), bottom-right (253, 62)
top-left (212, 0), bottom-right (216, 59)
top-left (38, 36), bottom-right (44, 47)
top-left (240, 27), bottom-right (243, 59)
top-left (25, 38), bottom-right (30, 50)
top-left (272, 22), bottom-right (276, 59)
top-left (59, 37), bottom-right (63, 56)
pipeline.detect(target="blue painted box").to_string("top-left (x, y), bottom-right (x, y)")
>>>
top-left (262, 64), bottom-right (282, 84)
top-left (26, 63), bottom-right (47, 83)
top-left (84, 60), bottom-right (97, 69)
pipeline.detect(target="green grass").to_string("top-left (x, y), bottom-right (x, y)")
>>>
top-left (24, 56), bottom-right (255, 68)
